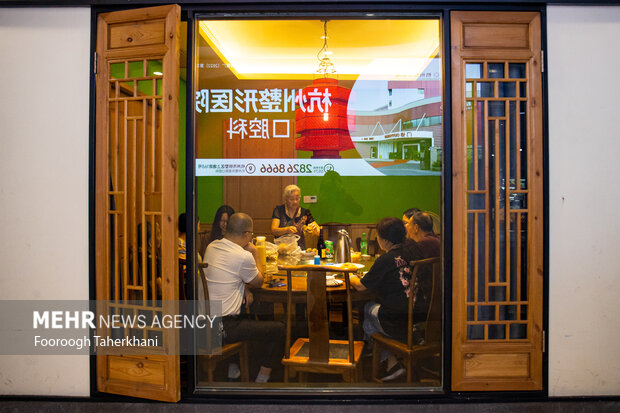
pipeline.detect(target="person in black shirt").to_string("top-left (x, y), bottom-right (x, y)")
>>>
top-left (350, 217), bottom-right (426, 381)
top-left (271, 184), bottom-right (320, 249)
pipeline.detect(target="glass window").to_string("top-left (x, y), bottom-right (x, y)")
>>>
top-left (192, 16), bottom-right (443, 392)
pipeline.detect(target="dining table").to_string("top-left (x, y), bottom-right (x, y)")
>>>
top-left (249, 253), bottom-right (376, 342)
top-left (250, 254), bottom-right (376, 305)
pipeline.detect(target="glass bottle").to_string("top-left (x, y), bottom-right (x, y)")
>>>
top-left (317, 230), bottom-right (325, 259)
top-left (360, 232), bottom-right (368, 255)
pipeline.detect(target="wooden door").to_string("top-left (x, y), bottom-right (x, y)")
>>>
top-left (223, 131), bottom-right (295, 236)
top-left (451, 11), bottom-right (544, 391)
top-left (95, 5), bottom-right (181, 402)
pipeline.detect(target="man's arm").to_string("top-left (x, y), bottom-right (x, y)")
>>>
top-left (349, 273), bottom-right (367, 291)
top-left (247, 272), bottom-right (264, 288)
top-left (245, 242), bottom-right (265, 288)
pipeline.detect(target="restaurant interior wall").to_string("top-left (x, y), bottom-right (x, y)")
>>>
top-left (0, 3), bottom-right (619, 399)
top-left (547, 4), bottom-right (620, 397)
top-left (0, 7), bottom-right (91, 396)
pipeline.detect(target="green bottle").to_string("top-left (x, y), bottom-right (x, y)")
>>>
top-left (360, 232), bottom-right (368, 255)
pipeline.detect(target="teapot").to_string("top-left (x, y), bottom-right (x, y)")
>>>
top-left (335, 229), bottom-right (352, 263)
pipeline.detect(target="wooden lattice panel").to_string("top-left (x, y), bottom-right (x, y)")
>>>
top-left (464, 61), bottom-right (530, 342)
top-left (95, 5), bottom-right (180, 402)
top-left (451, 11), bottom-right (543, 391)
top-left (108, 59), bottom-right (164, 305)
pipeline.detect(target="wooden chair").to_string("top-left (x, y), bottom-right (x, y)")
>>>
top-left (371, 257), bottom-right (442, 383)
top-left (178, 259), bottom-right (187, 300)
top-left (281, 265), bottom-right (365, 382)
top-left (197, 231), bottom-right (210, 259)
top-left (320, 222), bottom-right (352, 244)
top-left (196, 262), bottom-right (250, 383)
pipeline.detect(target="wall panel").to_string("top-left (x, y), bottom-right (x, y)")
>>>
top-left (547, 5), bottom-right (620, 397)
top-left (0, 7), bottom-right (91, 396)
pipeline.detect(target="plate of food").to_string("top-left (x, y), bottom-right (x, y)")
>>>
top-left (324, 262), bottom-right (364, 271)
top-left (325, 275), bottom-right (344, 287)
top-left (301, 248), bottom-right (318, 259)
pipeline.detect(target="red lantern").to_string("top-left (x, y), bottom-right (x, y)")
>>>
top-left (295, 77), bottom-right (355, 159)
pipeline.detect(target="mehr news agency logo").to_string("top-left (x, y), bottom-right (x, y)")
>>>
top-left (32, 308), bottom-right (217, 351)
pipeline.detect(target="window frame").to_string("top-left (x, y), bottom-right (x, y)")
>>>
top-left (186, 7), bottom-right (447, 398)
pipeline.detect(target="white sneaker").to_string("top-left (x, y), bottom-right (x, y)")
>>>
top-left (228, 363), bottom-right (240, 380)
top-left (381, 362), bottom-right (406, 382)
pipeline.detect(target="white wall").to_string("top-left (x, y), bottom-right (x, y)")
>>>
top-left (547, 5), bottom-right (620, 396)
top-left (1, 4), bottom-right (619, 400)
top-left (0, 8), bottom-right (91, 396)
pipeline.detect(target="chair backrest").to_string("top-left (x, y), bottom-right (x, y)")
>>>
top-left (283, 266), bottom-right (356, 363)
top-left (197, 231), bottom-right (210, 259)
top-left (407, 257), bottom-right (441, 349)
top-left (320, 222), bottom-right (351, 244)
top-left (197, 262), bottom-right (210, 302)
top-left (197, 262), bottom-right (222, 354)
top-left (178, 259), bottom-right (187, 300)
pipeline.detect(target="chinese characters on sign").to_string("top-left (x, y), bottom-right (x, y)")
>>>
top-left (197, 161), bottom-right (249, 176)
top-left (195, 88), bottom-right (333, 114)
top-left (195, 88), bottom-right (299, 114)
top-left (227, 118), bottom-right (291, 140)
top-left (196, 87), bottom-right (333, 141)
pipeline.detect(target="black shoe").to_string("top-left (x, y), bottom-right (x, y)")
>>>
top-left (380, 362), bottom-right (406, 382)
top-left (361, 344), bottom-right (373, 358)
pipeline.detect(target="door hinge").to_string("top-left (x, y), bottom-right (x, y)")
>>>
top-left (542, 330), bottom-right (546, 352)
top-left (94, 52), bottom-right (97, 74)
top-left (541, 50), bottom-right (544, 73)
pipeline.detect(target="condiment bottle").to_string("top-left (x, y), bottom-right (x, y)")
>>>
top-left (255, 236), bottom-right (267, 273)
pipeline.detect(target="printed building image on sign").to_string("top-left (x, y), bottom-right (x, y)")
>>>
top-left (194, 19), bottom-right (442, 177)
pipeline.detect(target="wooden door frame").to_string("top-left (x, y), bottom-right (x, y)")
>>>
top-left (93, 4), bottom-right (181, 402)
top-left (450, 10), bottom-right (546, 391)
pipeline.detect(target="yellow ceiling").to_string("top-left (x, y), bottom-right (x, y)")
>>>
top-left (198, 19), bottom-right (440, 80)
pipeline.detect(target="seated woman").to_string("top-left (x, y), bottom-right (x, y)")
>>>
top-left (349, 217), bottom-right (429, 382)
top-left (404, 210), bottom-right (440, 258)
top-left (207, 205), bottom-right (235, 246)
top-left (271, 184), bottom-right (319, 249)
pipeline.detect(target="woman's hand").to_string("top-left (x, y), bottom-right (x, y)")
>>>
top-left (307, 221), bottom-right (320, 236)
top-left (287, 226), bottom-right (298, 234)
